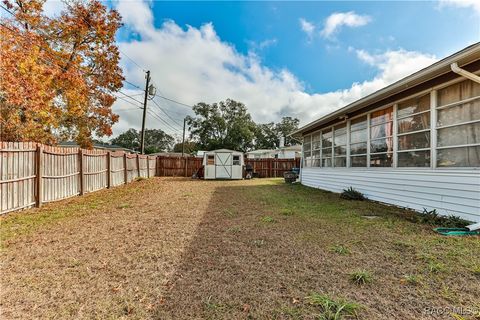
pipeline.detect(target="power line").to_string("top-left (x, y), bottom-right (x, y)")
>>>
top-left (112, 94), bottom-right (143, 109)
top-left (151, 99), bottom-right (184, 128)
top-left (2, 6), bottom-right (197, 115)
top-left (147, 109), bottom-right (182, 134)
top-left (123, 79), bottom-right (143, 90)
top-left (116, 90), bottom-right (144, 105)
top-left (120, 51), bottom-right (147, 73)
top-left (0, 4), bottom-right (15, 16)
top-left (0, 22), bottom-right (147, 108)
top-left (154, 93), bottom-right (194, 110)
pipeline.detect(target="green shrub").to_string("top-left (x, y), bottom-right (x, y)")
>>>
top-left (340, 187), bottom-right (365, 201)
top-left (427, 261), bottom-right (445, 273)
top-left (403, 274), bottom-right (421, 286)
top-left (349, 270), bottom-right (373, 285)
top-left (416, 208), bottom-right (470, 228)
top-left (261, 216), bottom-right (275, 223)
top-left (306, 293), bottom-right (361, 320)
top-left (280, 208), bottom-right (294, 216)
top-left (330, 245), bottom-right (350, 255)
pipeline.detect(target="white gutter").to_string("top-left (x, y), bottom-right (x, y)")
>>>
top-left (292, 42), bottom-right (480, 136)
top-left (451, 62), bottom-right (480, 84)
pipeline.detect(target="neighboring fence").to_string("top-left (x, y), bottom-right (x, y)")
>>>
top-left (1, 142), bottom-right (156, 214)
top-left (246, 158), bottom-right (301, 178)
top-left (156, 156), bottom-right (203, 177)
top-left (1, 142), bottom-right (301, 214)
top-left (155, 156), bottom-right (300, 178)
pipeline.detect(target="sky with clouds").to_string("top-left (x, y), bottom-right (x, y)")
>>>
top-left (42, 0), bottom-right (480, 138)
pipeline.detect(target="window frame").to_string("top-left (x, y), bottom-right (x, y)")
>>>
top-left (300, 76), bottom-right (480, 170)
top-left (435, 81), bottom-right (480, 168)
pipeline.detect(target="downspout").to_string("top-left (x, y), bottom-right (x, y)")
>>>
top-left (450, 62), bottom-right (480, 84)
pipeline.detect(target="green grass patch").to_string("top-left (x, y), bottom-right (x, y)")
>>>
top-left (261, 216), bottom-right (275, 223)
top-left (349, 270), bottom-right (373, 285)
top-left (280, 208), bottom-right (295, 216)
top-left (330, 245), bottom-right (351, 255)
top-left (306, 293), bottom-right (361, 320)
top-left (403, 274), bottom-right (422, 286)
top-left (427, 261), bottom-right (445, 274)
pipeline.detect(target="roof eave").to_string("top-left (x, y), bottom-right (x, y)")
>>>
top-left (292, 42), bottom-right (480, 136)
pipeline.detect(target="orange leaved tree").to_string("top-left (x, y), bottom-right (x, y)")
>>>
top-left (0, 0), bottom-right (124, 148)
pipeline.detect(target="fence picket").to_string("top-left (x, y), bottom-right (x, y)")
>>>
top-left (1, 142), bottom-right (300, 214)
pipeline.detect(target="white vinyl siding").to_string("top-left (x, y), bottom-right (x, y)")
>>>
top-left (301, 167), bottom-right (480, 222)
top-left (300, 79), bottom-right (480, 221)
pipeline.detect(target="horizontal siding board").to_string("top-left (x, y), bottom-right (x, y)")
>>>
top-left (304, 177), bottom-right (478, 214)
top-left (301, 168), bottom-right (480, 222)
top-left (303, 168), bottom-right (480, 188)
top-left (302, 173), bottom-right (480, 203)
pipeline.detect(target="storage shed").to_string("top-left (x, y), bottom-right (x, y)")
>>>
top-left (203, 149), bottom-right (244, 180)
top-left (292, 42), bottom-right (480, 222)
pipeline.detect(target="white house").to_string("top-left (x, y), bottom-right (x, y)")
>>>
top-left (292, 43), bottom-right (480, 222)
top-left (203, 149), bottom-right (244, 180)
top-left (246, 145), bottom-right (302, 159)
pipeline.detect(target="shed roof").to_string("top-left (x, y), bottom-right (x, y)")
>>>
top-left (292, 42), bottom-right (480, 136)
top-left (204, 149), bottom-right (243, 154)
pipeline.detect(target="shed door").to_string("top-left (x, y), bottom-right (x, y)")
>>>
top-left (215, 152), bottom-right (232, 179)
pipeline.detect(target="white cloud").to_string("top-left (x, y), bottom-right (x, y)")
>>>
top-left (355, 49), bottom-right (437, 84)
top-left (42, 0), bottom-right (65, 17)
top-left (438, 0), bottom-right (480, 13)
top-left (320, 11), bottom-right (371, 38)
top-left (299, 18), bottom-right (315, 40)
top-left (111, 0), bottom-right (438, 137)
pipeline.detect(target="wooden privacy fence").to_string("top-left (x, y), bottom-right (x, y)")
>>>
top-left (1, 142), bottom-right (301, 214)
top-left (246, 158), bottom-right (301, 178)
top-left (1, 142), bottom-right (156, 214)
top-left (156, 156), bottom-right (203, 177)
top-left (155, 156), bottom-right (300, 178)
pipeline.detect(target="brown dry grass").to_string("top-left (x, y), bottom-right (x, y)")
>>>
top-left (1, 177), bottom-right (479, 320)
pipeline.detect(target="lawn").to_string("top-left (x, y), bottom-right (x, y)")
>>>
top-left (0, 177), bottom-right (479, 320)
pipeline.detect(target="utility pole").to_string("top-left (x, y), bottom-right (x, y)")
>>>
top-left (140, 70), bottom-right (151, 154)
top-left (182, 117), bottom-right (186, 157)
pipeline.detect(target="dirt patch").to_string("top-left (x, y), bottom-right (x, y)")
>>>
top-left (1, 178), bottom-right (479, 319)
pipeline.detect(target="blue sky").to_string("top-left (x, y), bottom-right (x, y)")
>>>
top-left (107, 0), bottom-right (479, 137)
top-left (118, 1), bottom-right (479, 93)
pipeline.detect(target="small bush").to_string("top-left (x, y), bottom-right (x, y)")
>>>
top-left (427, 261), bottom-right (445, 273)
top-left (330, 245), bottom-right (350, 255)
top-left (261, 216), bottom-right (275, 223)
top-left (280, 208), bottom-right (294, 216)
top-left (349, 270), bottom-right (373, 285)
top-left (340, 187), bottom-right (365, 201)
top-left (403, 274), bottom-right (421, 286)
top-left (306, 293), bottom-right (361, 320)
top-left (135, 176), bottom-right (147, 182)
top-left (416, 208), bottom-right (470, 228)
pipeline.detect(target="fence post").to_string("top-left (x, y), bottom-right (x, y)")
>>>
top-left (269, 159), bottom-right (273, 178)
top-left (36, 144), bottom-right (43, 207)
top-left (184, 157), bottom-right (188, 177)
top-left (147, 156), bottom-right (150, 178)
top-left (123, 153), bottom-right (128, 184)
top-left (137, 154), bottom-right (141, 178)
top-left (160, 157), bottom-right (164, 176)
top-left (106, 151), bottom-right (111, 188)
top-left (79, 149), bottom-right (84, 195)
